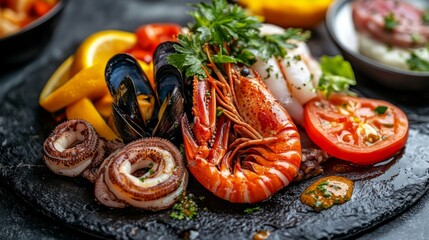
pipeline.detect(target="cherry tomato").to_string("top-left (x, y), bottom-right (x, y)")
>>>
top-left (135, 23), bottom-right (181, 53)
top-left (304, 94), bottom-right (409, 165)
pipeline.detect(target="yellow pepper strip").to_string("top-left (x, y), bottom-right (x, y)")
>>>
top-left (66, 98), bottom-right (119, 141)
top-left (40, 63), bottom-right (108, 112)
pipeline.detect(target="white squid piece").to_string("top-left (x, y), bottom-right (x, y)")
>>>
top-left (252, 24), bottom-right (321, 124)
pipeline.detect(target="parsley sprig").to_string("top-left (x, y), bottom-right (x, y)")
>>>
top-left (189, 0), bottom-right (260, 46)
top-left (168, 34), bottom-right (208, 79)
top-left (384, 12), bottom-right (399, 32)
top-left (374, 106), bottom-right (388, 115)
top-left (407, 52), bottom-right (429, 72)
top-left (422, 9), bottom-right (429, 25)
top-left (167, 0), bottom-right (309, 79)
top-left (244, 206), bottom-right (261, 214)
top-left (252, 29), bottom-right (311, 61)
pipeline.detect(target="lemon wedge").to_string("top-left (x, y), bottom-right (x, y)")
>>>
top-left (71, 30), bottom-right (136, 75)
top-left (39, 56), bottom-right (74, 102)
top-left (66, 98), bottom-right (119, 140)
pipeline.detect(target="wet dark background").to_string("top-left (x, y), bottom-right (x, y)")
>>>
top-left (0, 0), bottom-right (429, 239)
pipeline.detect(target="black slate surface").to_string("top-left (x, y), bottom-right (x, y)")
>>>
top-left (1, 0), bottom-right (429, 239)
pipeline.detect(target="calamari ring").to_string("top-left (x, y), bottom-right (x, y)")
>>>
top-left (43, 119), bottom-right (99, 177)
top-left (95, 137), bottom-right (188, 211)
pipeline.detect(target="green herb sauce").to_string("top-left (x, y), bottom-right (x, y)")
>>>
top-left (300, 176), bottom-right (354, 211)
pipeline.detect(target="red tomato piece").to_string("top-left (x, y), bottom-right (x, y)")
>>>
top-left (304, 94), bottom-right (409, 165)
top-left (33, 1), bottom-right (52, 17)
top-left (135, 23), bottom-right (181, 53)
top-left (126, 46), bottom-right (153, 64)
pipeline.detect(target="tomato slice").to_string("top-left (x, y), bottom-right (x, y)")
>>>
top-left (304, 94), bottom-right (409, 165)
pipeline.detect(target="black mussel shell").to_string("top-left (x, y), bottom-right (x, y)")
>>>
top-left (153, 41), bottom-right (184, 104)
top-left (105, 53), bottom-right (154, 98)
top-left (104, 46), bottom-right (186, 142)
top-left (112, 76), bottom-right (150, 143)
top-left (151, 41), bottom-right (185, 141)
top-left (152, 87), bottom-right (184, 142)
top-left (105, 54), bottom-right (156, 142)
top-left (112, 104), bottom-right (146, 143)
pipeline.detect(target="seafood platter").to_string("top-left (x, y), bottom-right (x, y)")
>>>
top-left (0, 0), bottom-right (429, 239)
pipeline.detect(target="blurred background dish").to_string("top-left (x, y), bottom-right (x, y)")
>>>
top-left (326, 0), bottom-right (429, 91)
top-left (238, 0), bottom-right (335, 29)
top-left (0, 0), bottom-right (65, 67)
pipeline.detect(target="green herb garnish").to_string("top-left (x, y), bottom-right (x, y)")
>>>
top-left (179, 144), bottom-right (186, 159)
top-left (422, 9), bottom-right (429, 25)
top-left (167, 0), bottom-right (309, 79)
top-left (314, 201), bottom-right (323, 209)
top-left (189, 0), bottom-right (260, 47)
top-left (411, 32), bottom-right (421, 44)
top-left (244, 206), bottom-right (261, 214)
top-left (306, 190), bottom-right (316, 195)
top-left (384, 12), bottom-right (399, 32)
top-left (407, 52), bottom-right (429, 72)
top-left (139, 163), bottom-right (155, 182)
top-left (252, 29), bottom-right (310, 61)
top-left (264, 65), bottom-right (273, 79)
top-left (316, 181), bottom-right (328, 190)
top-left (216, 107), bottom-right (223, 117)
top-left (318, 55), bottom-right (356, 99)
top-left (374, 106), bottom-right (388, 114)
top-left (315, 181), bottom-right (336, 199)
top-left (170, 193), bottom-right (198, 220)
top-left (168, 34), bottom-right (208, 79)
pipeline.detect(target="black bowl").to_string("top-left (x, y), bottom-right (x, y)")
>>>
top-left (325, 0), bottom-right (429, 91)
top-left (0, 0), bottom-right (66, 67)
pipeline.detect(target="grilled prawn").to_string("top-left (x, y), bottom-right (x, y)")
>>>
top-left (182, 60), bottom-right (302, 203)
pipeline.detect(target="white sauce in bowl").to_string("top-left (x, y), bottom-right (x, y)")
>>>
top-left (358, 34), bottom-right (429, 71)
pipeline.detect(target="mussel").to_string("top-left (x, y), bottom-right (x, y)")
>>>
top-left (105, 42), bottom-right (184, 143)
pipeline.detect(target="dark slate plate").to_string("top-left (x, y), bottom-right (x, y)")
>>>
top-left (1, 0), bottom-right (427, 239)
top-left (1, 53), bottom-right (429, 240)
